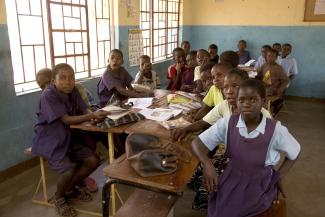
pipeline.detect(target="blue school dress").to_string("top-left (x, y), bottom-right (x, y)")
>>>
top-left (32, 85), bottom-right (93, 173)
top-left (208, 114), bottom-right (279, 217)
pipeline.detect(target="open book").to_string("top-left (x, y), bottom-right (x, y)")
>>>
top-left (174, 91), bottom-right (201, 102)
top-left (101, 105), bottom-right (130, 120)
top-left (128, 97), bottom-right (154, 109)
top-left (238, 59), bottom-right (256, 67)
top-left (139, 108), bottom-right (183, 122)
top-left (168, 102), bottom-right (202, 113)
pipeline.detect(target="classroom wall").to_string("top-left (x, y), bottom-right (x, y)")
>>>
top-left (182, 0), bottom-right (325, 98)
top-left (0, 0), bottom-right (170, 171)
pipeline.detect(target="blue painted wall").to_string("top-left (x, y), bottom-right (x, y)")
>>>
top-left (0, 24), bottom-right (171, 171)
top-left (182, 25), bottom-right (325, 99)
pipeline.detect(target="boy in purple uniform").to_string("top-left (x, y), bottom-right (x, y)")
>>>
top-left (97, 49), bottom-right (150, 108)
top-left (32, 63), bottom-right (109, 217)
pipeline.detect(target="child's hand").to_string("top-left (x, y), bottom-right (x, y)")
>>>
top-left (92, 110), bottom-right (110, 121)
top-left (176, 63), bottom-right (183, 72)
top-left (171, 128), bottom-right (188, 141)
top-left (161, 155), bottom-right (178, 169)
top-left (276, 178), bottom-right (286, 199)
top-left (202, 161), bottom-right (218, 192)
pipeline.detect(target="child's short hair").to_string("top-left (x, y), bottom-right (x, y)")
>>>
top-left (197, 49), bottom-right (210, 57)
top-left (240, 79), bottom-right (266, 99)
top-left (227, 68), bottom-right (249, 80)
top-left (200, 62), bottom-right (215, 73)
top-left (140, 55), bottom-right (150, 61)
top-left (188, 50), bottom-right (197, 58)
top-left (173, 47), bottom-right (185, 55)
top-left (208, 44), bottom-right (218, 50)
top-left (273, 42), bottom-right (281, 47)
top-left (181, 41), bottom-right (190, 47)
top-left (213, 62), bottom-right (233, 72)
top-left (268, 48), bottom-right (278, 56)
top-left (52, 63), bottom-right (74, 79)
top-left (238, 40), bottom-right (247, 45)
top-left (36, 68), bottom-right (52, 79)
top-left (110, 49), bottom-right (124, 59)
top-left (262, 45), bottom-right (272, 50)
top-left (220, 50), bottom-right (239, 68)
top-left (283, 43), bottom-right (292, 49)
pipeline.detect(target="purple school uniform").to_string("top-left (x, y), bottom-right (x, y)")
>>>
top-left (208, 114), bottom-right (279, 217)
top-left (97, 66), bottom-right (134, 108)
top-left (32, 85), bottom-right (94, 173)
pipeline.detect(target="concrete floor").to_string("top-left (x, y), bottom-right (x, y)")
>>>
top-left (0, 100), bottom-right (324, 217)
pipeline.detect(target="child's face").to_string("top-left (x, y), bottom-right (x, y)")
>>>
top-left (281, 45), bottom-right (291, 57)
top-left (36, 74), bottom-right (51, 90)
top-left (211, 66), bottom-right (226, 89)
top-left (182, 43), bottom-right (190, 54)
top-left (197, 51), bottom-right (210, 66)
top-left (140, 58), bottom-right (152, 73)
top-left (223, 74), bottom-right (242, 106)
top-left (109, 52), bottom-right (123, 70)
top-left (173, 51), bottom-right (185, 64)
top-left (238, 42), bottom-right (246, 51)
top-left (273, 44), bottom-right (281, 54)
top-left (261, 47), bottom-right (269, 58)
top-left (209, 48), bottom-right (218, 58)
top-left (266, 51), bottom-right (277, 64)
top-left (186, 54), bottom-right (197, 68)
top-left (53, 68), bottom-right (75, 94)
top-left (237, 87), bottom-right (264, 121)
top-left (200, 70), bottom-right (213, 91)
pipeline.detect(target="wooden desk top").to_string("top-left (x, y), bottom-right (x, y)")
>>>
top-left (103, 139), bottom-right (199, 194)
top-left (70, 122), bottom-right (133, 134)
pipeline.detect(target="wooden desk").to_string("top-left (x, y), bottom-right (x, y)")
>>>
top-left (70, 122), bottom-right (133, 216)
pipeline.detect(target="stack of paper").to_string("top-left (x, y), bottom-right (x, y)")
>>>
top-left (169, 102), bottom-right (202, 113)
top-left (128, 97), bottom-right (154, 109)
top-left (101, 105), bottom-right (130, 120)
top-left (139, 108), bottom-right (182, 122)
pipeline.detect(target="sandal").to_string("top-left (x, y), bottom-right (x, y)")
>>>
top-left (66, 188), bottom-right (93, 202)
top-left (54, 197), bottom-right (77, 217)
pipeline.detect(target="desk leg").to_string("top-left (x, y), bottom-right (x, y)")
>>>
top-left (108, 132), bottom-right (116, 216)
top-left (102, 178), bottom-right (117, 217)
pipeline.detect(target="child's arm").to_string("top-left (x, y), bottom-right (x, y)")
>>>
top-left (193, 80), bottom-right (204, 93)
top-left (170, 63), bottom-right (183, 90)
top-left (194, 104), bottom-right (212, 121)
top-left (276, 69), bottom-right (289, 96)
top-left (172, 120), bottom-right (210, 141)
top-left (192, 137), bottom-right (218, 192)
top-left (134, 71), bottom-right (144, 84)
top-left (61, 110), bottom-right (110, 125)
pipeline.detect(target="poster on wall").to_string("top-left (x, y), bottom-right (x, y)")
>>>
top-left (304, 0), bottom-right (325, 21)
top-left (314, 0), bottom-right (325, 14)
top-left (128, 29), bottom-right (144, 67)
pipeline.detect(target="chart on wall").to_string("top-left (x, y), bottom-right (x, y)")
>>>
top-left (304, 0), bottom-right (325, 21)
top-left (128, 29), bottom-right (144, 66)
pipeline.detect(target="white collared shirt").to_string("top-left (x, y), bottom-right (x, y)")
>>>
top-left (199, 114), bottom-right (301, 166)
top-left (279, 55), bottom-right (298, 77)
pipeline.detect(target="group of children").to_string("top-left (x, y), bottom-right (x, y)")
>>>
top-left (31, 40), bottom-right (300, 217)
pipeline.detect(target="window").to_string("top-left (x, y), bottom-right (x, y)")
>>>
top-left (5, 0), bottom-right (113, 94)
top-left (140, 0), bottom-right (180, 63)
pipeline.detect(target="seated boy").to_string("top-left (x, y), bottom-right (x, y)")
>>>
top-left (181, 50), bottom-right (197, 92)
top-left (272, 42), bottom-right (282, 56)
top-left (257, 48), bottom-right (289, 98)
top-left (237, 40), bottom-right (251, 65)
top-left (254, 45), bottom-right (272, 71)
top-left (208, 44), bottom-right (219, 63)
top-left (193, 62), bottom-right (233, 121)
top-left (193, 49), bottom-right (210, 93)
top-left (134, 55), bottom-right (161, 90)
top-left (279, 43), bottom-right (298, 81)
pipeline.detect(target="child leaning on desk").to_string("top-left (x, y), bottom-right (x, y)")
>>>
top-left (97, 49), bottom-right (152, 108)
top-left (32, 63), bottom-right (110, 217)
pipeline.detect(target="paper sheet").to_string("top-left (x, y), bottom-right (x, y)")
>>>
top-left (128, 97), bottom-right (154, 109)
top-left (315, 0), bottom-right (325, 15)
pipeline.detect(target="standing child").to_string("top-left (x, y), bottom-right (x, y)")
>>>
top-left (208, 44), bottom-right (219, 63)
top-left (134, 55), bottom-right (161, 89)
top-left (97, 49), bottom-right (150, 108)
top-left (180, 50), bottom-right (197, 92)
top-left (237, 40), bottom-right (251, 65)
top-left (192, 79), bottom-right (300, 217)
top-left (32, 63), bottom-right (110, 217)
top-left (279, 43), bottom-right (298, 81)
top-left (181, 40), bottom-right (191, 56)
top-left (193, 63), bottom-right (233, 121)
top-left (254, 45), bottom-right (272, 71)
top-left (257, 49), bottom-right (289, 97)
top-left (167, 47), bottom-right (191, 90)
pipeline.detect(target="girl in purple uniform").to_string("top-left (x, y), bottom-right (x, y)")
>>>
top-left (192, 79), bottom-right (300, 217)
top-left (32, 63), bottom-right (110, 217)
